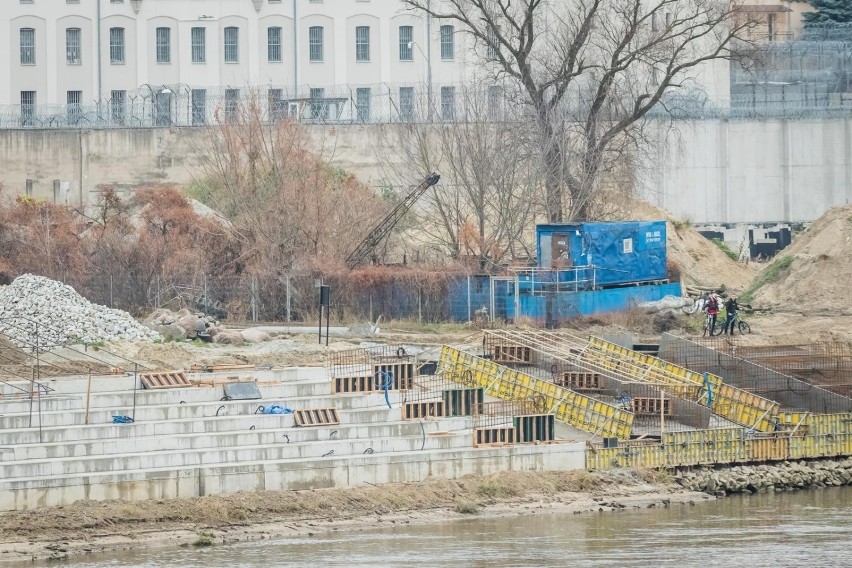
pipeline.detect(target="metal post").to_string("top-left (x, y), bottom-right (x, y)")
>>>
top-left (467, 276), bottom-right (472, 322)
top-left (318, 306), bottom-right (323, 345)
top-left (84, 369), bottom-right (93, 425)
top-left (286, 275), bottom-right (292, 323)
top-left (132, 363), bottom-right (138, 422)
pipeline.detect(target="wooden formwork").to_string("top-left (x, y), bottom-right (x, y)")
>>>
top-left (373, 362), bottom-right (415, 390)
top-left (473, 427), bottom-right (517, 447)
top-left (139, 371), bottom-right (192, 389)
top-left (492, 345), bottom-right (534, 364)
top-left (555, 371), bottom-right (601, 391)
top-left (631, 397), bottom-right (672, 416)
top-left (403, 400), bottom-right (445, 419)
top-left (515, 414), bottom-right (556, 443)
top-left (293, 408), bottom-right (340, 426)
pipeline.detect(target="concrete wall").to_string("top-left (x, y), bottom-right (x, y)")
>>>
top-left (3, 118), bottom-right (852, 225)
top-left (641, 118), bottom-right (852, 224)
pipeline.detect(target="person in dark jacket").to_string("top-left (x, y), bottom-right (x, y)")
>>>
top-left (724, 296), bottom-right (740, 335)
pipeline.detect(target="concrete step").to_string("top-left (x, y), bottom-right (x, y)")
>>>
top-left (0, 405), bottom-right (410, 445)
top-left (0, 443), bottom-right (586, 511)
top-left (0, 390), bottom-right (413, 429)
top-left (0, 430), bottom-right (475, 478)
top-left (1, 418), bottom-right (472, 460)
top-left (0, 380), bottom-right (335, 415)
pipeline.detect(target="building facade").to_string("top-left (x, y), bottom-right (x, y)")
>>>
top-left (2, 0), bottom-right (731, 127)
top-left (2, 0), bottom-right (488, 124)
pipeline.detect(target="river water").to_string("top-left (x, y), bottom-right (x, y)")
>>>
top-left (18, 487), bottom-right (852, 568)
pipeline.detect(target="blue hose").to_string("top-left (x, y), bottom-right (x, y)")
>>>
top-left (703, 372), bottom-right (714, 407)
top-left (374, 370), bottom-right (393, 409)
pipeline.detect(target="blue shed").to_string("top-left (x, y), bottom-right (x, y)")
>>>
top-left (536, 221), bottom-right (667, 286)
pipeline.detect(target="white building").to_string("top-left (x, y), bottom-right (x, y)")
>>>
top-left (2, 0), bottom-right (729, 126)
top-left (3, 0), bottom-right (487, 125)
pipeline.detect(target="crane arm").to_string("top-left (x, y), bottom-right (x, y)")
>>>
top-left (345, 173), bottom-right (441, 269)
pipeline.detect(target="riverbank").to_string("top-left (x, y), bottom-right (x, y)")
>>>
top-left (676, 457), bottom-right (852, 495)
top-left (0, 469), bottom-right (709, 563)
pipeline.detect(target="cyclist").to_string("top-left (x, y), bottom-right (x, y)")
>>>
top-left (704, 290), bottom-right (721, 334)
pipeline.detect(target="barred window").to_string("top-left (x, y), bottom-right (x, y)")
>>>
top-left (440, 25), bottom-right (454, 60)
top-left (156, 27), bottom-right (170, 63)
top-left (21, 91), bottom-right (36, 127)
top-left (224, 27), bottom-right (239, 63)
top-left (399, 26), bottom-right (413, 61)
top-left (191, 27), bottom-right (206, 63)
top-left (110, 27), bottom-right (125, 64)
top-left (225, 88), bottom-right (240, 119)
top-left (268, 26), bottom-right (282, 62)
top-left (309, 26), bottom-right (323, 62)
top-left (441, 86), bottom-right (455, 121)
top-left (355, 26), bottom-right (370, 62)
top-left (67, 91), bottom-right (82, 122)
top-left (356, 87), bottom-right (371, 122)
top-left (192, 89), bottom-right (207, 125)
top-left (399, 87), bottom-right (414, 121)
top-left (66, 28), bottom-right (81, 64)
top-left (20, 28), bottom-right (35, 65)
top-left (111, 90), bottom-right (126, 123)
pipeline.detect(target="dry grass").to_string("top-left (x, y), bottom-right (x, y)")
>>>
top-left (0, 470), bottom-right (653, 542)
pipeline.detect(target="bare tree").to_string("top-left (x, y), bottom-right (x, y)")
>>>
top-left (380, 85), bottom-right (539, 267)
top-left (403, 0), bottom-right (754, 222)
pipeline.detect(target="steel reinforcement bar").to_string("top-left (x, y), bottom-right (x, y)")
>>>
top-left (439, 345), bottom-right (634, 440)
top-left (585, 337), bottom-right (781, 433)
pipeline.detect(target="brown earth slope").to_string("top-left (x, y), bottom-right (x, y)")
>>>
top-left (751, 204), bottom-right (852, 316)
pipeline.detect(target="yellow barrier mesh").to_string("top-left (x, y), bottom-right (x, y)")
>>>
top-left (440, 345), bottom-right (634, 439)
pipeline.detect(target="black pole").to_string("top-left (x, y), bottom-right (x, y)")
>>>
top-left (325, 302), bottom-right (330, 347)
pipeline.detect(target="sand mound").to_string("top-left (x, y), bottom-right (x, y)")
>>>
top-left (750, 204), bottom-right (852, 315)
top-left (607, 198), bottom-right (755, 291)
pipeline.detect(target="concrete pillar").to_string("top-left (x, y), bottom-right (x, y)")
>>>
top-left (782, 120), bottom-right (792, 222)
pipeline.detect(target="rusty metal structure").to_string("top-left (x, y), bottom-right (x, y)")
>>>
top-left (658, 333), bottom-right (852, 415)
top-left (714, 341), bottom-right (852, 398)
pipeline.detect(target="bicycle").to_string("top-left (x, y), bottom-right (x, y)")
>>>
top-left (702, 311), bottom-right (724, 337)
top-left (720, 311), bottom-right (751, 335)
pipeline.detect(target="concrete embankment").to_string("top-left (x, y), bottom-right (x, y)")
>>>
top-left (675, 458), bottom-right (852, 495)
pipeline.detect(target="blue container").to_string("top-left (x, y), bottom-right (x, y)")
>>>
top-left (535, 221), bottom-right (666, 286)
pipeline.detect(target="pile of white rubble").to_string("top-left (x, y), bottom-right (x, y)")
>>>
top-left (0, 274), bottom-right (160, 349)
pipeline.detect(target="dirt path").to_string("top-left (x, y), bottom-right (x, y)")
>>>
top-left (0, 469), bottom-right (710, 563)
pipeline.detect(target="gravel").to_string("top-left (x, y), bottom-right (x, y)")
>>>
top-left (0, 274), bottom-right (160, 349)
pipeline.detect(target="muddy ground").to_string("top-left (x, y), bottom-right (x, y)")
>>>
top-left (0, 469), bottom-right (710, 563)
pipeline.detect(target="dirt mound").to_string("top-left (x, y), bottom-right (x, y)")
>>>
top-left (749, 204), bottom-right (852, 315)
top-left (607, 198), bottom-right (755, 291)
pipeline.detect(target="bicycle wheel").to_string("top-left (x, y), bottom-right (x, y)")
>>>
top-left (738, 320), bottom-right (751, 335)
top-left (712, 320), bottom-right (726, 336)
top-left (702, 317), bottom-right (711, 337)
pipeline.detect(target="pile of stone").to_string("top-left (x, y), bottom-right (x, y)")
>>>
top-left (0, 274), bottom-right (161, 349)
top-left (144, 308), bottom-right (223, 342)
top-left (143, 308), bottom-right (271, 344)
top-left (675, 459), bottom-right (852, 496)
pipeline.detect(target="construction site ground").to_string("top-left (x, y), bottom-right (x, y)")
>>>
top-left (3, 203), bottom-right (852, 561)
